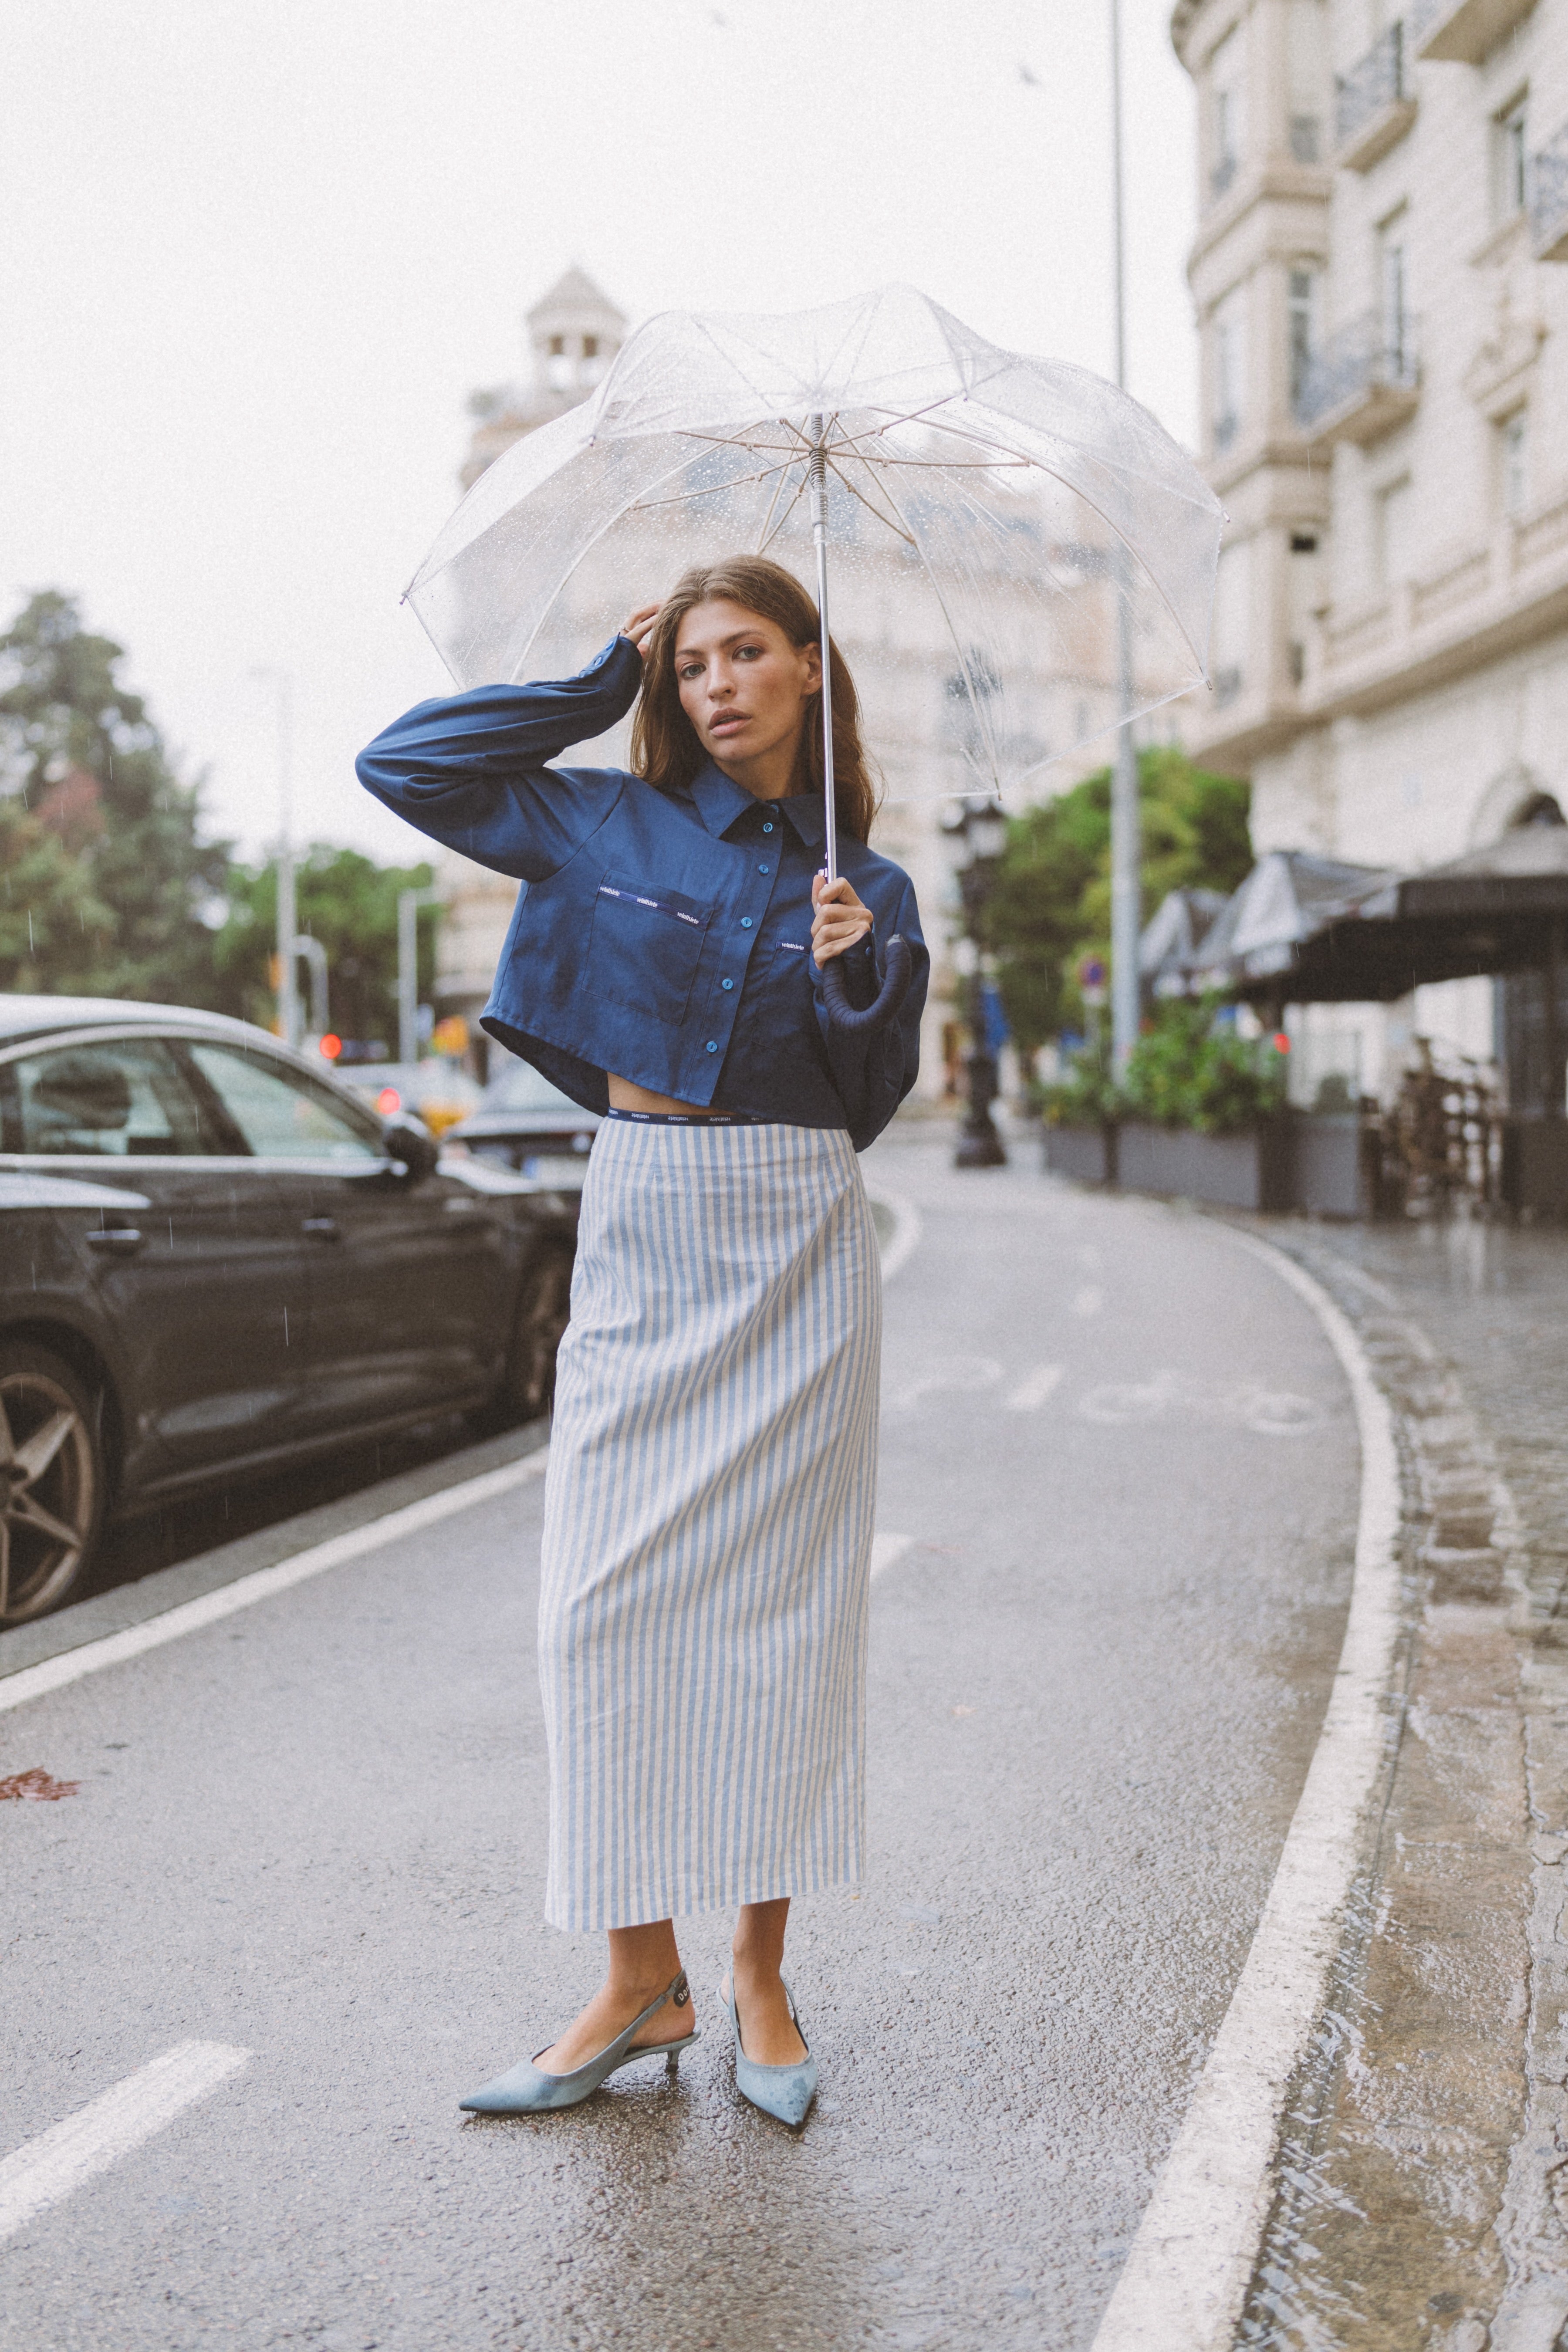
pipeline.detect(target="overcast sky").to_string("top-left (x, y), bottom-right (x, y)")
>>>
top-left (2, 0), bottom-right (1198, 864)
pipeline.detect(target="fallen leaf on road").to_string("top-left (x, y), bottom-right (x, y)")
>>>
top-left (0, 1767), bottom-right (81, 1802)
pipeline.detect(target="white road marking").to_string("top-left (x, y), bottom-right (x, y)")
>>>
top-left (1077, 1372), bottom-right (1326, 1435)
top-left (1071, 1284), bottom-right (1103, 1316)
top-left (869, 1533), bottom-right (915, 1580)
top-left (1090, 1233), bottom-right (1402, 2352)
top-left (1003, 1365), bottom-right (1064, 1411)
top-left (0, 1449), bottom-right (551, 1718)
top-left (864, 1183), bottom-right (923, 1283)
top-left (0, 2041), bottom-right (250, 2243)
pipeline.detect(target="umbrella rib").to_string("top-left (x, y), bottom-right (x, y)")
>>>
top-left (822, 456), bottom-right (917, 547)
top-left (754, 462), bottom-right (811, 556)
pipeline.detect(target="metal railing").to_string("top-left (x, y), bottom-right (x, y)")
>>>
top-left (1293, 308), bottom-right (1419, 432)
top-left (1335, 20), bottom-right (1410, 154)
top-left (1532, 122), bottom-right (1568, 254)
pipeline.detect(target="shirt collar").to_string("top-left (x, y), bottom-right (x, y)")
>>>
top-left (689, 761), bottom-right (826, 847)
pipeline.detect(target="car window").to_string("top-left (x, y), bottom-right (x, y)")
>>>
top-left (2, 1038), bottom-right (220, 1157)
top-left (186, 1042), bottom-right (382, 1163)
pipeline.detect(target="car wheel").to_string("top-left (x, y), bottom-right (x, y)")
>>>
top-left (0, 1342), bottom-right (107, 1627)
top-left (501, 1244), bottom-right (575, 1423)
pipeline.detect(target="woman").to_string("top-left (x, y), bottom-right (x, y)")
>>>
top-left (358, 555), bottom-right (928, 2126)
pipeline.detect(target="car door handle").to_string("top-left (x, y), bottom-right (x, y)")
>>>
top-left (301, 1216), bottom-right (341, 1242)
top-left (86, 1227), bottom-right (145, 1257)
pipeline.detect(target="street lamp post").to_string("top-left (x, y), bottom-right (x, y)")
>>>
top-left (397, 887), bottom-right (442, 1068)
top-left (252, 667), bottom-right (299, 1051)
top-left (950, 800), bottom-right (1009, 1170)
top-left (1108, 0), bottom-right (1142, 1070)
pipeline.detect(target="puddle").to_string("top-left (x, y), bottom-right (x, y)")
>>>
top-left (0, 1766), bottom-right (81, 1801)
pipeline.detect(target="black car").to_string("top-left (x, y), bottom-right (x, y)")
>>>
top-left (443, 1058), bottom-right (601, 1177)
top-left (0, 998), bottom-right (580, 1626)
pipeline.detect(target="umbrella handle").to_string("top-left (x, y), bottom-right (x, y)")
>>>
top-left (821, 934), bottom-right (913, 1034)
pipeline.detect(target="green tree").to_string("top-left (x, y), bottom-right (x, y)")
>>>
top-left (211, 845), bottom-right (436, 1045)
top-left (0, 591), bottom-right (232, 1003)
top-left (980, 748), bottom-right (1252, 1057)
top-left (0, 795), bottom-right (114, 992)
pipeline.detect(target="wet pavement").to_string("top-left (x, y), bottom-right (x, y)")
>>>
top-left (0, 1126), bottom-right (1361, 2351)
top-left (1220, 1213), bottom-right (1568, 2351)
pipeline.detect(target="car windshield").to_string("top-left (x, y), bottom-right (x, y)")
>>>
top-left (481, 1061), bottom-right (583, 1116)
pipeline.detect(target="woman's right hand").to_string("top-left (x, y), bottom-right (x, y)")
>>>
top-left (621, 604), bottom-right (661, 662)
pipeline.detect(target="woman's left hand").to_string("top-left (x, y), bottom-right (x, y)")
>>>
top-left (811, 872), bottom-right (873, 967)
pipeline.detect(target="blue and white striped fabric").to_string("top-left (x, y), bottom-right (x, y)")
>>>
top-left (538, 1116), bottom-right (881, 1932)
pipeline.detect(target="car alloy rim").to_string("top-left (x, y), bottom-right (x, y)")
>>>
top-left (0, 1372), bottom-right (97, 1624)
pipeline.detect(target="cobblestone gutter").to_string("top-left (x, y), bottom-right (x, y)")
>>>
top-left (1227, 1217), bottom-right (1568, 2352)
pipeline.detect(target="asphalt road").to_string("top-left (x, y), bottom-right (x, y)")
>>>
top-left (1, 1127), bottom-right (1359, 2352)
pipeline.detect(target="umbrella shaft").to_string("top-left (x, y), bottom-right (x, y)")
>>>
top-left (808, 418), bottom-right (839, 889)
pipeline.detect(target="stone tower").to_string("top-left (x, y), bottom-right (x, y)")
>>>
top-left (460, 266), bottom-right (629, 490)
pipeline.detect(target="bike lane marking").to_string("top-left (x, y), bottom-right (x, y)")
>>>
top-left (0, 2041), bottom-right (250, 2243)
top-left (0, 1452), bottom-right (551, 1718)
top-left (1090, 1226), bottom-right (1402, 2352)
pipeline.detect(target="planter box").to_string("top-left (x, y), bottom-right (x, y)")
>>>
top-left (1282, 1113), bottom-right (1377, 1219)
top-left (1116, 1121), bottom-right (1292, 1212)
top-left (1042, 1124), bottom-right (1116, 1186)
top-left (1501, 1119), bottom-right (1568, 1217)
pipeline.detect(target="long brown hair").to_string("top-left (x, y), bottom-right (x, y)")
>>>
top-left (629, 555), bottom-right (881, 844)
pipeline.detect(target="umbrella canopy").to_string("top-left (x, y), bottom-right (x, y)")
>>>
top-left (1271, 823), bottom-right (1568, 1003)
top-left (1182, 851), bottom-right (1396, 998)
top-left (1140, 886), bottom-right (1231, 998)
top-left (406, 285), bottom-right (1223, 812)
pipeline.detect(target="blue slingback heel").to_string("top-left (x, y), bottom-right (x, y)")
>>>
top-left (459, 1969), bottom-right (698, 2115)
top-left (718, 1974), bottom-right (817, 2129)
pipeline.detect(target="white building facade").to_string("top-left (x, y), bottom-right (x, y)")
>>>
top-left (1174, 0), bottom-right (1568, 1108)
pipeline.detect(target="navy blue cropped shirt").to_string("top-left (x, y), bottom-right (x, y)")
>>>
top-left (357, 635), bottom-right (928, 1151)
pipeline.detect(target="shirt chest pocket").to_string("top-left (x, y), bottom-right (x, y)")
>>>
top-left (590, 874), bottom-right (712, 1026)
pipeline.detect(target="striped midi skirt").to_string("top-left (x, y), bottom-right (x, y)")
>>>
top-left (537, 1116), bottom-right (882, 1932)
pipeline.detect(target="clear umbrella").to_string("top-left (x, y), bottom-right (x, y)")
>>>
top-left (405, 284), bottom-right (1223, 1027)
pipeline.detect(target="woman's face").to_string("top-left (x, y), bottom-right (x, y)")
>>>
top-left (673, 599), bottom-right (820, 778)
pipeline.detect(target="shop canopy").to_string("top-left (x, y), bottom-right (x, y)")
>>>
top-left (1158, 828), bottom-right (1568, 1006)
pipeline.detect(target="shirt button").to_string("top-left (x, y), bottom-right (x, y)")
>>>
top-left (757, 862), bottom-right (770, 875)
top-left (706, 1040), bottom-right (718, 1053)
top-left (721, 977), bottom-right (734, 990)
top-left (762, 821), bottom-right (774, 834)
top-left (740, 916), bottom-right (753, 929)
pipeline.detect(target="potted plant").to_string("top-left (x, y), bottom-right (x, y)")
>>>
top-left (1038, 1049), bottom-right (1124, 1186)
top-left (1115, 1001), bottom-right (1291, 1210)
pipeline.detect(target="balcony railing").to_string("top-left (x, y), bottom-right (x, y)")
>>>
top-left (1533, 122), bottom-right (1568, 262)
top-left (1335, 22), bottom-right (1416, 170)
top-left (1294, 310), bottom-right (1420, 441)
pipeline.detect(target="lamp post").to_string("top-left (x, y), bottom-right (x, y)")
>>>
top-left (948, 798), bottom-right (1009, 1170)
top-left (1108, 0), bottom-right (1142, 1071)
top-left (397, 887), bottom-right (442, 1068)
top-left (252, 667), bottom-right (299, 1051)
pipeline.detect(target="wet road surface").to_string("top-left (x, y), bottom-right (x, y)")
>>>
top-left (1, 1130), bottom-right (1360, 2350)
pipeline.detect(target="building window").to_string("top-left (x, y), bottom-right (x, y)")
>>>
top-left (1211, 290), bottom-right (1246, 454)
top-left (1377, 215), bottom-right (1408, 375)
top-left (1211, 536), bottom-right (1252, 701)
top-left (1375, 475), bottom-right (1413, 586)
top-left (1499, 409), bottom-right (1529, 514)
top-left (1288, 269), bottom-right (1317, 406)
top-left (1209, 27), bottom-right (1245, 200)
top-left (1496, 93), bottom-right (1528, 220)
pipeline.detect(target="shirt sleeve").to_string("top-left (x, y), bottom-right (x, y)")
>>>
top-left (355, 635), bottom-right (645, 882)
top-left (810, 879), bottom-right (929, 1151)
